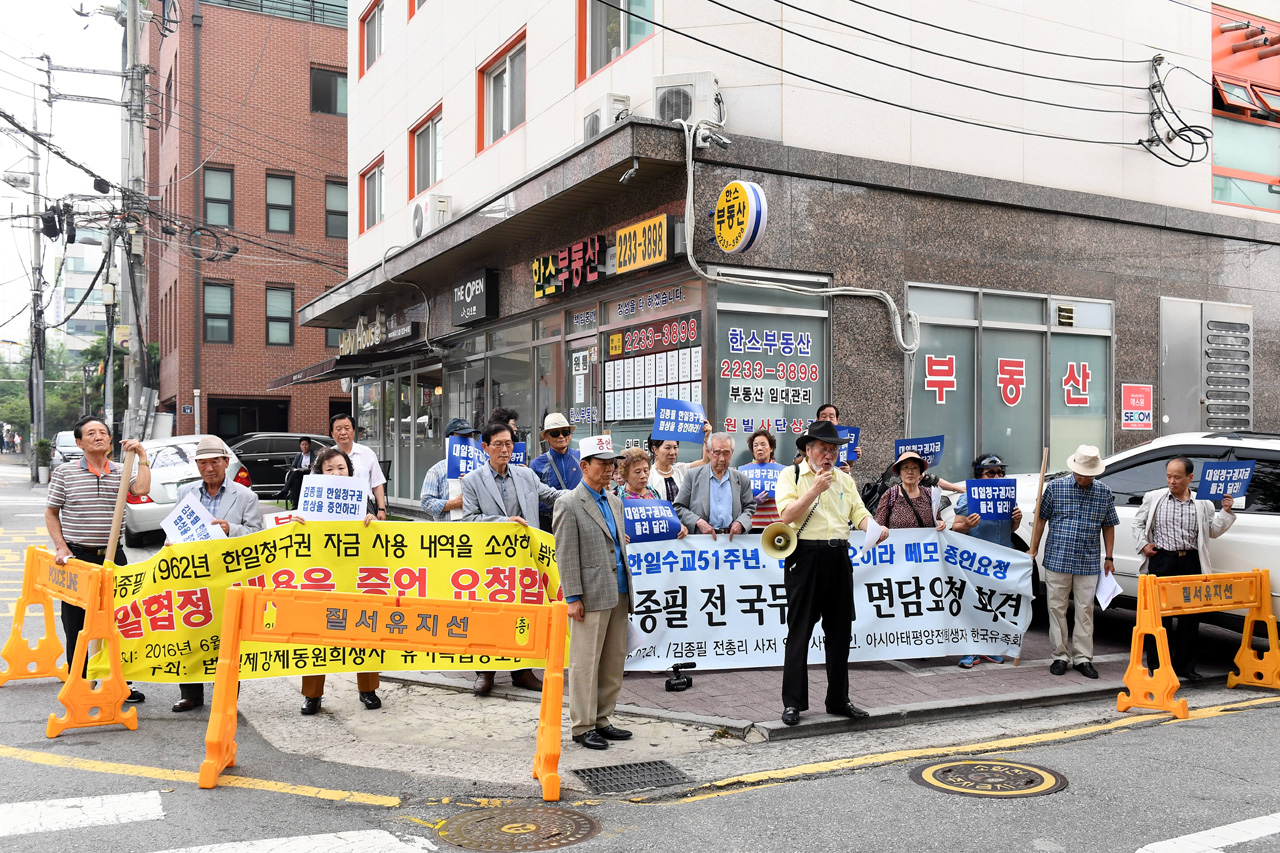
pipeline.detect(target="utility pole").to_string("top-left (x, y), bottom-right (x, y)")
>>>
top-left (29, 81), bottom-right (46, 473)
top-left (122, 0), bottom-right (148, 439)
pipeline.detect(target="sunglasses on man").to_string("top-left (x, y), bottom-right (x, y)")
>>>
top-left (545, 429), bottom-right (572, 439)
top-left (981, 468), bottom-right (1007, 478)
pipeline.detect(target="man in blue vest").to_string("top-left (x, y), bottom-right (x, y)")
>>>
top-left (529, 413), bottom-right (581, 532)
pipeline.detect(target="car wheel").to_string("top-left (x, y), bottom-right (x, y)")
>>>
top-left (124, 525), bottom-right (145, 549)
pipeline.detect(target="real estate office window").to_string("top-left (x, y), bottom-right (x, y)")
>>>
top-left (486, 44), bottom-right (525, 145)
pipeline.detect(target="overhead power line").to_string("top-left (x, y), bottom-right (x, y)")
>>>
top-left (707, 0), bottom-right (1152, 114)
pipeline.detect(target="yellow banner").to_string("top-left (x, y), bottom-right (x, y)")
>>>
top-left (91, 521), bottom-right (562, 682)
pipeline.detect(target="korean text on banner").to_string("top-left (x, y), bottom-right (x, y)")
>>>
top-left (1196, 461), bottom-right (1255, 500)
top-left (965, 478), bottom-right (1017, 521)
top-left (740, 462), bottom-right (785, 497)
top-left (895, 435), bottom-right (945, 469)
top-left (511, 442), bottom-right (527, 466)
top-left (836, 426), bottom-right (860, 465)
top-left (446, 435), bottom-right (488, 479)
top-left (621, 499), bottom-right (682, 543)
top-left (652, 398), bottom-right (706, 443)
top-left (91, 521), bottom-right (562, 682)
top-left (297, 474), bottom-right (370, 521)
top-left (162, 493), bottom-right (226, 543)
top-left (624, 529), bottom-right (1033, 671)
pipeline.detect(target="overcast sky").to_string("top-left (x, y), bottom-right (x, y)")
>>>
top-left (0, 5), bottom-right (125, 344)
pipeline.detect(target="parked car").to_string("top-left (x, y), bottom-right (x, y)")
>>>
top-left (228, 432), bottom-right (334, 497)
top-left (49, 430), bottom-right (83, 473)
top-left (1013, 431), bottom-right (1280, 631)
top-left (123, 435), bottom-right (249, 547)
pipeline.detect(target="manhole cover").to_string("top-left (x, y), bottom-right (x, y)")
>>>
top-left (436, 807), bottom-right (600, 851)
top-left (570, 760), bottom-right (692, 794)
top-left (909, 759), bottom-right (1068, 798)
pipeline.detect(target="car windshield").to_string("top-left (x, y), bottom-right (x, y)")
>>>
top-left (145, 442), bottom-right (199, 469)
top-left (55, 434), bottom-right (77, 448)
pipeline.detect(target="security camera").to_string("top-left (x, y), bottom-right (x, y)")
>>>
top-left (619, 157), bottom-right (640, 184)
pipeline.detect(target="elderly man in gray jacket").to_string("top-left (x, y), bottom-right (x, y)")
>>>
top-left (673, 432), bottom-right (756, 539)
top-left (172, 436), bottom-right (265, 712)
top-left (463, 420), bottom-right (569, 695)
top-left (555, 435), bottom-right (634, 751)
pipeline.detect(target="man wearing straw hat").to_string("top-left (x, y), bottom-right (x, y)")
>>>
top-left (1027, 445), bottom-right (1120, 680)
top-left (529, 412), bottom-right (581, 533)
top-left (44, 415), bottom-right (151, 702)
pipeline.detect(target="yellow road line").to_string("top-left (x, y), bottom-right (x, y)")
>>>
top-left (0, 744), bottom-right (400, 807)
top-left (666, 694), bottom-right (1280, 800)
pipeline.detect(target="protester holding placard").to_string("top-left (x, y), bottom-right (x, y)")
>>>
top-left (463, 421), bottom-right (568, 696)
top-left (419, 419), bottom-right (482, 522)
top-left (171, 437), bottom-right (265, 713)
top-left (298, 446), bottom-right (381, 715)
top-left (1028, 445), bottom-right (1120, 680)
top-left (742, 429), bottom-right (786, 531)
top-left (330, 413), bottom-right (387, 521)
top-left (529, 413), bottom-right (581, 532)
top-left (875, 451), bottom-right (946, 532)
top-left (646, 421), bottom-right (711, 502)
top-left (952, 453), bottom-right (1022, 668)
top-left (673, 433), bottom-right (756, 540)
top-left (1133, 456), bottom-right (1236, 681)
top-left (815, 404), bottom-right (861, 470)
top-left (775, 420), bottom-right (887, 727)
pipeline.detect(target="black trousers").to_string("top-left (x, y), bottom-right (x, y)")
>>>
top-left (1143, 549), bottom-right (1203, 674)
top-left (61, 543), bottom-right (126, 678)
top-left (782, 541), bottom-right (853, 711)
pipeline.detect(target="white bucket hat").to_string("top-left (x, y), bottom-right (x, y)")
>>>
top-left (541, 413), bottom-right (574, 433)
top-left (1066, 445), bottom-right (1105, 477)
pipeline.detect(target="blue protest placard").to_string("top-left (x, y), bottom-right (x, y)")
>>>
top-left (836, 426), bottom-right (860, 465)
top-left (446, 435), bottom-right (488, 479)
top-left (740, 462), bottom-right (785, 497)
top-left (620, 499), bottom-right (682, 542)
top-left (965, 478), bottom-right (1017, 520)
top-left (895, 435), bottom-right (945, 469)
top-left (652, 398), bottom-right (705, 442)
top-left (511, 442), bottom-right (527, 466)
top-left (1196, 461), bottom-right (1255, 500)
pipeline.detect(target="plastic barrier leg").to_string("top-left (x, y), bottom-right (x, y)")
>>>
top-left (0, 548), bottom-right (68, 687)
top-left (199, 587), bottom-right (246, 789)
top-left (1228, 572), bottom-right (1280, 690)
top-left (46, 570), bottom-right (137, 737)
top-left (532, 601), bottom-right (566, 802)
top-left (1117, 575), bottom-right (1188, 719)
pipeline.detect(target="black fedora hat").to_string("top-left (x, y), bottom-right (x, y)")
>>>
top-left (796, 420), bottom-right (849, 451)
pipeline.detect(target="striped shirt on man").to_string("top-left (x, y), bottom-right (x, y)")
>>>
top-left (46, 457), bottom-right (136, 548)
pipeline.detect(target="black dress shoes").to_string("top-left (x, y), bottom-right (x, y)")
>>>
top-left (359, 690), bottom-right (382, 710)
top-left (781, 707), bottom-right (800, 726)
top-left (127, 689), bottom-right (146, 704)
top-left (301, 696), bottom-right (321, 715)
top-left (511, 670), bottom-right (543, 692)
top-left (1050, 659), bottom-right (1068, 676)
top-left (572, 730), bottom-right (609, 750)
top-left (1177, 669), bottom-right (1205, 682)
top-left (171, 698), bottom-right (202, 712)
top-left (595, 725), bottom-right (632, 740)
top-left (473, 672), bottom-right (494, 696)
top-left (826, 701), bottom-right (870, 719)
top-left (1074, 662), bottom-right (1099, 679)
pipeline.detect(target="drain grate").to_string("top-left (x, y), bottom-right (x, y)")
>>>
top-left (436, 807), bottom-right (600, 851)
top-left (909, 759), bottom-right (1068, 798)
top-left (570, 760), bottom-right (692, 794)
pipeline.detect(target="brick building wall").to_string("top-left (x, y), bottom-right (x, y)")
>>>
top-left (144, 5), bottom-right (348, 440)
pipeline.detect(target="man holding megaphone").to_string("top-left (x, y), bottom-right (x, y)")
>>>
top-left (770, 420), bottom-right (887, 727)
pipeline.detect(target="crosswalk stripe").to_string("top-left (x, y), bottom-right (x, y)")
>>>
top-left (151, 830), bottom-right (437, 852)
top-left (0, 791), bottom-right (165, 837)
top-left (1137, 810), bottom-right (1280, 852)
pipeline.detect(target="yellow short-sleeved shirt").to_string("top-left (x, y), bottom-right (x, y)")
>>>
top-left (774, 459), bottom-right (871, 540)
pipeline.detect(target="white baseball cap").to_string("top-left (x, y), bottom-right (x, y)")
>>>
top-left (578, 434), bottom-right (623, 461)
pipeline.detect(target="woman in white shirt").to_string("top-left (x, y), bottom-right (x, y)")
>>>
top-left (646, 421), bottom-right (712, 502)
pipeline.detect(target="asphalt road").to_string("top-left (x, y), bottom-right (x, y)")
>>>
top-left (3, 458), bottom-right (1279, 853)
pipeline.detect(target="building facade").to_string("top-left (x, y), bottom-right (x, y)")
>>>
top-left (48, 237), bottom-right (109, 354)
top-left (287, 0), bottom-right (1276, 512)
top-left (144, 0), bottom-right (350, 440)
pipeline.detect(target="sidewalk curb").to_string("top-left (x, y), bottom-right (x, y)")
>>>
top-left (383, 669), bottom-right (1229, 743)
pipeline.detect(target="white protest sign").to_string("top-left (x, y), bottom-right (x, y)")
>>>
top-left (297, 474), bottom-right (370, 521)
top-left (162, 492), bottom-right (226, 543)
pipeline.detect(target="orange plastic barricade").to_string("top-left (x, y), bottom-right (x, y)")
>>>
top-left (1118, 569), bottom-right (1280, 719)
top-left (0, 547), bottom-right (137, 736)
top-left (199, 588), bottom-right (568, 801)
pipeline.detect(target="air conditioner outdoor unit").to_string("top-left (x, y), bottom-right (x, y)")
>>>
top-left (583, 93), bottom-right (631, 142)
top-left (427, 193), bottom-right (452, 229)
top-left (653, 71), bottom-right (720, 125)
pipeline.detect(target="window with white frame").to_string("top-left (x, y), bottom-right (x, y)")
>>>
top-left (588, 0), bottom-right (653, 75)
top-left (486, 44), bottom-right (525, 145)
top-left (363, 2), bottom-right (383, 72)
top-left (414, 115), bottom-right (442, 195)
top-left (362, 162), bottom-right (383, 231)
